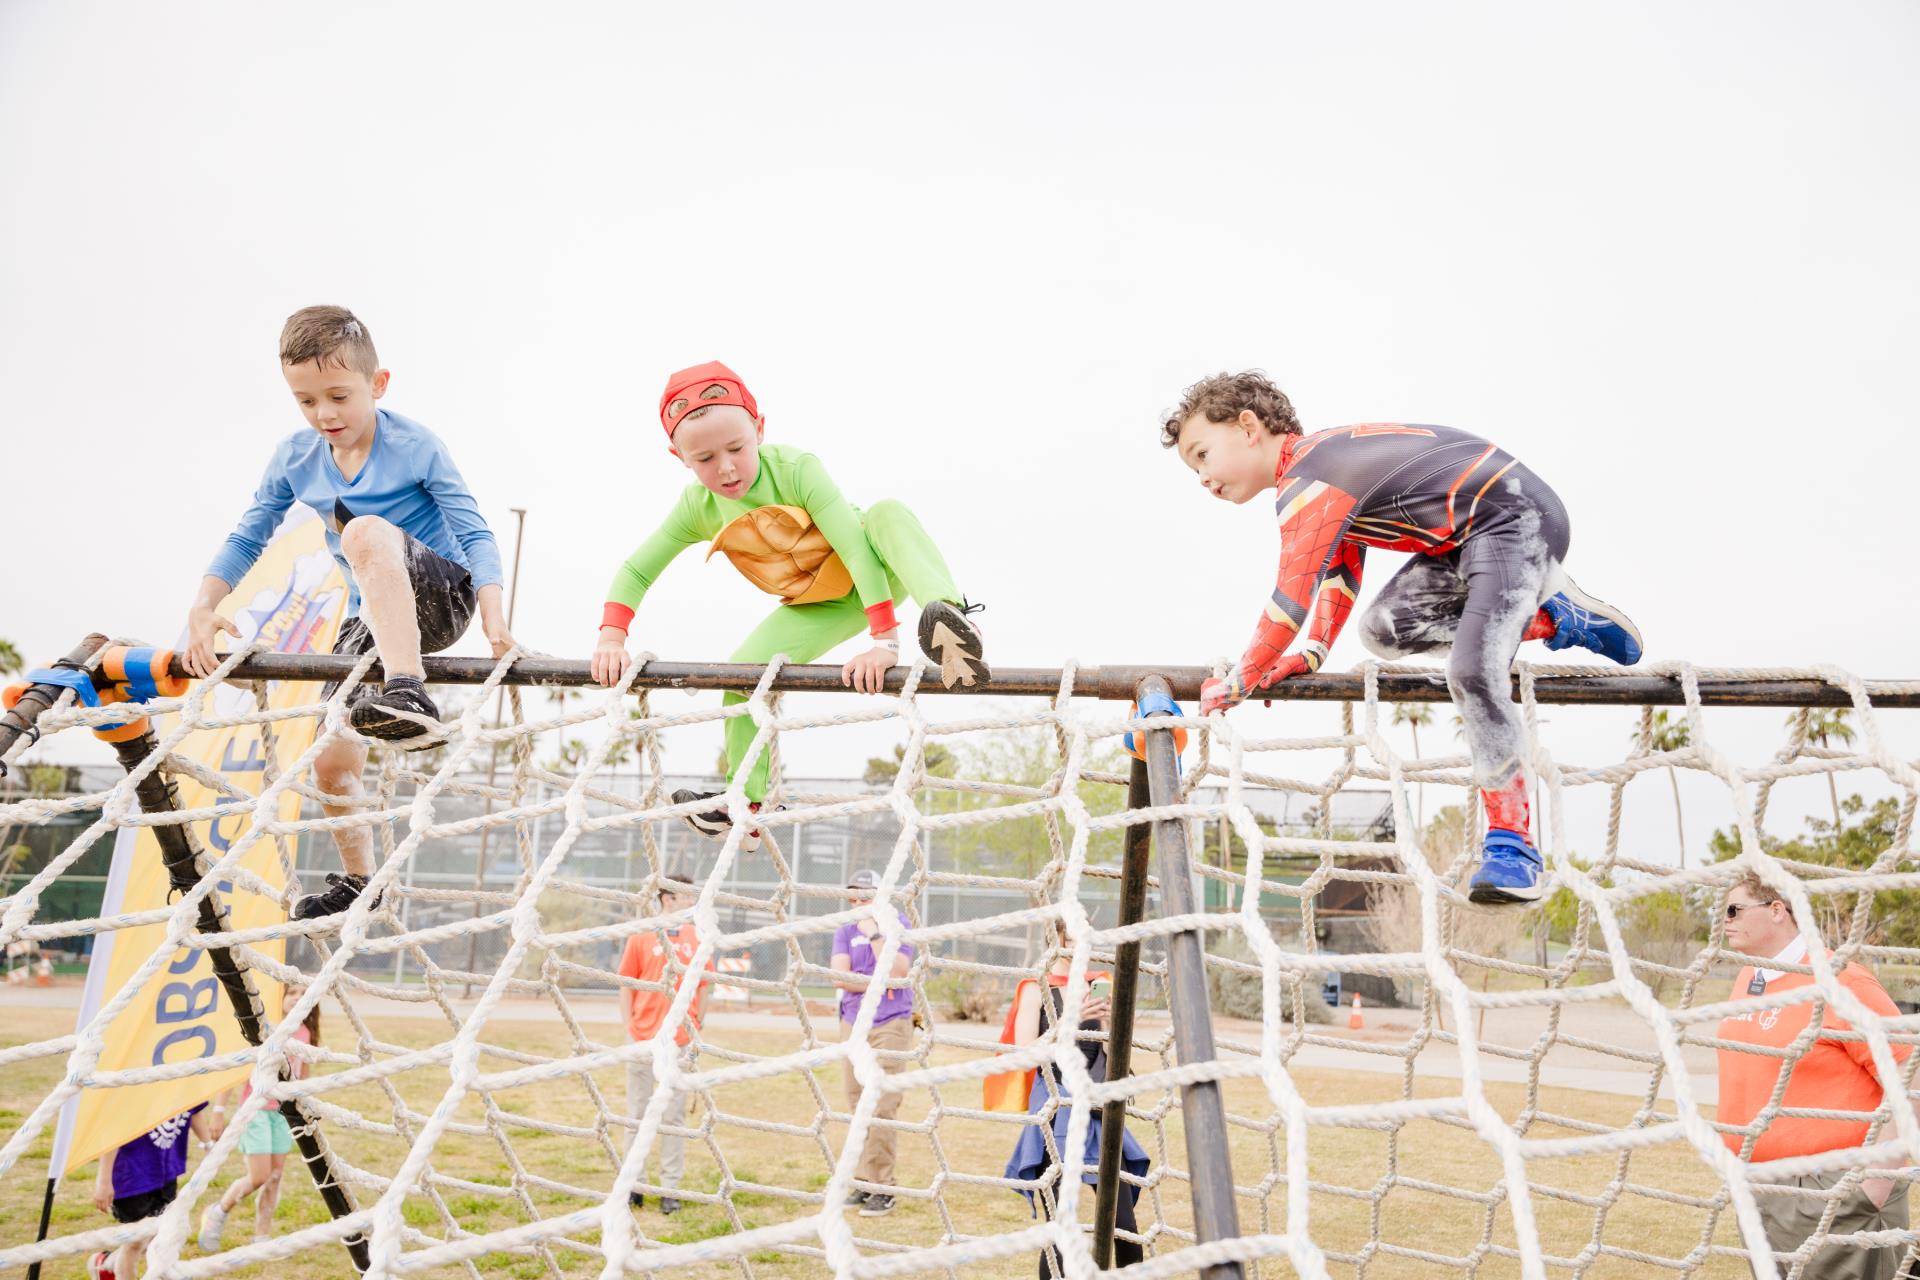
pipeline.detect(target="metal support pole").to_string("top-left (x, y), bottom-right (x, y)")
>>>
top-left (1093, 755), bottom-right (1153, 1269)
top-left (462, 506), bottom-right (527, 995)
top-left (1136, 674), bottom-right (1244, 1280)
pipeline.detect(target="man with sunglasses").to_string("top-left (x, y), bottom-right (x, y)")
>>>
top-left (1717, 870), bottom-right (1912, 1279)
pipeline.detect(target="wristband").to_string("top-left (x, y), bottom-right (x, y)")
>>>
top-left (875, 639), bottom-right (900, 653)
top-left (601, 602), bottom-right (635, 634)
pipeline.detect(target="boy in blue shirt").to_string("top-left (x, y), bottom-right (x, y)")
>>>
top-left (180, 306), bottom-right (512, 918)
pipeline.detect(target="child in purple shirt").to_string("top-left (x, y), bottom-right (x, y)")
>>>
top-left (89, 1103), bottom-right (212, 1280)
top-left (829, 870), bottom-right (916, 1216)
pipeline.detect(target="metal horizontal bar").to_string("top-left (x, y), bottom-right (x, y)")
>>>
top-left (163, 652), bottom-right (1920, 708)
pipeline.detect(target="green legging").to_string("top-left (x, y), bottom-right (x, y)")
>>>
top-left (725, 499), bottom-right (962, 801)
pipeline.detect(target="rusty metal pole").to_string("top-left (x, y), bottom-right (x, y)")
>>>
top-left (157, 651), bottom-right (1920, 708)
top-left (1092, 754), bottom-right (1153, 1268)
top-left (462, 506), bottom-right (527, 996)
top-left (1136, 674), bottom-right (1243, 1280)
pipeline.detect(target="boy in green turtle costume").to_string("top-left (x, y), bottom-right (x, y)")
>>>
top-left (591, 360), bottom-right (986, 849)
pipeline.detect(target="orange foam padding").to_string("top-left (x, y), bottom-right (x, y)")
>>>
top-left (94, 718), bottom-right (151, 743)
top-left (1, 684), bottom-right (23, 712)
top-left (1123, 702), bottom-right (1190, 761)
top-left (148, 650), bottom-right (189, 697)
top-left (100, 646), bottom-right (190, 698)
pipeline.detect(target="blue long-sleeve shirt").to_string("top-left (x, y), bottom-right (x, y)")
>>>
top-left (207, 409), bottom-right (504, 616)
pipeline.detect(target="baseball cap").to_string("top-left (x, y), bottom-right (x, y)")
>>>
top-left (847, 869), bottom-right (880, 891)
top-left (659, 360), bottom-right (758, 438)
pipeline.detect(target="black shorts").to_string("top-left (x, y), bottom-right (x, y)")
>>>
top-left (112, 1178), bottom-right (177, 1222)
top-left (321, 530), bottom-right (476, 702)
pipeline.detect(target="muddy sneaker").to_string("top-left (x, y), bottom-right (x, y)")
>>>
top-left (88, 1251), bottom-right (115, 1280)
top-left (859, 1193), bottom-right (896, 1216)
top-left (670, 789), bottom-right (767, 852)
top-left (293, 872), bottom-right (380, 920)
top-left (349, 677), bottom-right (442, 743)
top-left (197, 1202), bottom-right (229, 1252)
top-left (844, 1189), bottom-right (870, 1209)
top-left (1468, 830), bottom-right (1544, 906)
top-left (1538, 580), bottom-right (1643, 666)
top-left (918, 600), bottom-right (988, 690)
top-left (659, 1197), bottom-right (682, 1214)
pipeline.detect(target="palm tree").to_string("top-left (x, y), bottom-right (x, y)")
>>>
top-left (1637, 710), bottom-right (1691, 867)
top-left (1797, 707), bottom-right (1856, 830)
top-left (0, 637), bottom-right (21, 676)
top-left (1391, 704), bottom-right (1434, 828)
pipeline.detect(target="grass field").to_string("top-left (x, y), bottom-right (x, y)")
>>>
top-left (2, 1005), bottom-right (1760, 1279)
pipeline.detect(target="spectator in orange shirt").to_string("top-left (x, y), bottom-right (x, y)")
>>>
top-left (1716, 870), bottom-right (1913, 1280)
top-left (618, 876), bottom-right (713, 1215)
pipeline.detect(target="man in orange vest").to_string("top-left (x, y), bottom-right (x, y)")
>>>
top-left (618, 875), bottom-right (714, 1215)
top-left (1717, 870), bottom-right (1912, 1279)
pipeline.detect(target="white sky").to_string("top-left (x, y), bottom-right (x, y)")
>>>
top-left (3, 2), bottom-right (1916, 864)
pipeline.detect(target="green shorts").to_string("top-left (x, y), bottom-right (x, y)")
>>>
top-left (239, 1109), bottom-right (292, 1156)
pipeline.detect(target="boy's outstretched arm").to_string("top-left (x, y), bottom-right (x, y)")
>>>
top-left (187, 445), bottom-right (299, 677)
top-left (1201, 481), bottom-right (1365, 714)
top-left (419, 439), bottom-right (511, 656)
top-left (592, 494), bottom-right (711, 686)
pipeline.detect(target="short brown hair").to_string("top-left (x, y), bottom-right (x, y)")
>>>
top-left (280, 305), bottom-right (379, 377)
top-left (1728, 870), bottom-right (1793, 921)
top-left (1160, 370), bottom-right (1301, 448)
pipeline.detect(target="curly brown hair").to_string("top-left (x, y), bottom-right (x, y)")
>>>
top-left (1160, 370), bottom-right (1301, 448)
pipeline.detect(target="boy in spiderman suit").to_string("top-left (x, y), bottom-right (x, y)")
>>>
top-left (1163, 371), bottom-right (1642, 904)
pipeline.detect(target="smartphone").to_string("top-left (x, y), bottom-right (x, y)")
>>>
top-left (1089, 978), bottom-right (1113, 1000)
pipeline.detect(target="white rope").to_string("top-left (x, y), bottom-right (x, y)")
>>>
top-left (1, 652), bottom-right (1917, 1279)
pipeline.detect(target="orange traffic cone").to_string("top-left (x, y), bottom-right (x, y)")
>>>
top-left (1348, 993), bottom-right (1364, 1030)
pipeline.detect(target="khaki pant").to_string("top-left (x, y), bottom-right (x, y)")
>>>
top-left (842, 1015), bottom-right (913, 1188)
top-left (1754, 1170), bottom-right (1911, 1280)
top-left (625, 1052), bottom-right (689, 1190)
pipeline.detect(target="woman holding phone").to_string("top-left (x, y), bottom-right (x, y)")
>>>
top-left (988, 918), bottom-right (1150, 1278)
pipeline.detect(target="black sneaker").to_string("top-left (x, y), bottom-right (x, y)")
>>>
top-left (293, 872), bottom-right (380, 920)
top-left (628, 1191), bottom-right (645, 1209)
top-left (917, 601), bottom-right (988, 690)
top-left (844, 1189), bottom-right (870, 1209)
top-left (658, 1197), bottom-right (681, 1215)
top-left (671, 788), bottom-right (765, 852)
top-left (349, 679), bottom-right (442, 744)
top-left (859, 1193), bottom-right (895, 1217)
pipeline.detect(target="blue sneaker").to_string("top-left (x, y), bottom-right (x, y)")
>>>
top-left (1540, 579), bottom-right (1643, 665)
top-left (1469, 830), bottom-right (1544, 905)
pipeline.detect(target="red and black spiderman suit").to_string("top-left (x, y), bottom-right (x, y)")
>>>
top-left (1205, 423), bottom-right (1573, 841)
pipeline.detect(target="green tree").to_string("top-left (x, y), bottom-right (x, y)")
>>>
top-left (1634, 710), bottom-right (1692, 868)
top-left (929, 729), bottom-right (1128, 880)
top-left (1391, 703), bottom-right (1433, 828)
top-left (0, 637), bottom-right (22, 677)
top-left (862, 742), bottom-right (954, 786)
top-left (1797, 707), bottom-right (1856, 831)
top-left (1710, 793), bottom-right (1914, 946)
top-left (0, 764), bottom-right (72, 887)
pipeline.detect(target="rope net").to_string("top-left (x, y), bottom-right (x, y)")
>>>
top-left (2, 642), bottom-right (1918, 1280)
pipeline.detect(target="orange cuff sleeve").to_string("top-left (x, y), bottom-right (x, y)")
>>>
top-left (602, 602), bottom-right (635, 633)
top-left (864, 600), bottom-right (897, 636)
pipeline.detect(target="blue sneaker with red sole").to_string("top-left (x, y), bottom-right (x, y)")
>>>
top-left (1541, 579), bottom-right (1643, 666)
top-left (1469, 830), bottom-right (1544, 905)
